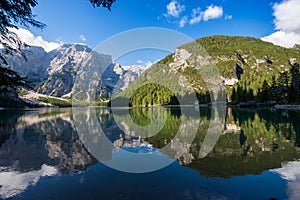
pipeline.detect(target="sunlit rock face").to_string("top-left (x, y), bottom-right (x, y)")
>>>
top-left (102, 63), bottom-right (144, 95)
top-left (6, 44), bottom-right (144, 99)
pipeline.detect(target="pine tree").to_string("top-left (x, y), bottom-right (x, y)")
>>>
top-left (288, 62), bottom-right (300, 103)
top-left (260, 80), bottom-right (269, 102)
top-left (231, 87), bottom-right (236, 103)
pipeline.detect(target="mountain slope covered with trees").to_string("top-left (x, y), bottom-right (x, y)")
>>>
top-left (116, 35), bottom-right (300, 106)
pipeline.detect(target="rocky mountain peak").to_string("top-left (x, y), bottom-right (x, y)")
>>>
top-left (6, 44), bottom-right (145, 99)
top-left (57, 43), bottom-right (92, 53)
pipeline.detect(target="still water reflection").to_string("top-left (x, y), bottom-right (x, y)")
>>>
top-left (0, 107), bottom-right (300, 200)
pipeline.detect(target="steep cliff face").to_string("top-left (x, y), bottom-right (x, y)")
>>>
top-left (37, 44), bottom-right (112, 97)
top-left (6, 44), bottom-right (144, 99)
top-left (7, 46), bottom-right (49, 86)
top-left (102, 63), bottom-right (144, 96)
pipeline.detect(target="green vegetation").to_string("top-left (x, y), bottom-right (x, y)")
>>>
top-left (0, 94), bottom-right (27, 108)
top-left (0, 66), bottom-right (29, 89)
top-left (95, 101), bottom-right (110, 107)
top-left (112, 107), bottom-right (181, 146)
top-left (38, 97), bottom-right (72, 107)
top-left (187, 108), bottom-right (300, 178)
top-left (129, 108), bottom-right (151, 126)
top-left (108, 106), bottom-right (300, 178)
top-left (129, 83), bottom-right (178, 106)
top-left (118, 35), bottom-right (300, 106)
top-left (0, 66), bottom-right (31, 108)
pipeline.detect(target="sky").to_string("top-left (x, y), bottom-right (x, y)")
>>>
top-left (11, 0), bottom-right (300, 65)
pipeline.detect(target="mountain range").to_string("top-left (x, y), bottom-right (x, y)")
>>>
top-left (2, 35), bottom-right (300, 107)
top-left (6, 43), bottom-right (144, 101)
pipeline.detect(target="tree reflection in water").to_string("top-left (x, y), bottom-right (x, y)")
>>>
top-left (0, 107), bottom-right (299, 199)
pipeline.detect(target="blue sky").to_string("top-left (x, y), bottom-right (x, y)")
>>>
top-left (13, 0), bottom-right (300, 65)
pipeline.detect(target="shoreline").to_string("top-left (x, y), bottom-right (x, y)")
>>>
top-left (1, 103), bottom-right (300, 110)
top-left (275, 104), bottom-right (300, 110)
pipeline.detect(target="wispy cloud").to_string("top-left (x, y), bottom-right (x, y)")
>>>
top-left (262, 0), bottom-right (300, 48)
top-left (189, 7), bottom-right (202, 25)
top-left (80, 35), bottom-right (86, 42)
top-left (8, 28), bottom-right (62, 52)
top-left (179, 16), bottom-right (188, 28)
top-left (224, 14), bottom-right (232, 20)
top-left (164, 0), bottom-right (185, 18)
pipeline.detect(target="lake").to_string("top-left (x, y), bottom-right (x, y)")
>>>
top-left (0, 106), bottom-right (300, 200)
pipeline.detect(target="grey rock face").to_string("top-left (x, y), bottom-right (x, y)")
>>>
top-left (102, 63), bottom-right (144, 96)
top-left (7, 44), bottom-right (145, 99)
top-left (7, 46), bottom-right (49, 86)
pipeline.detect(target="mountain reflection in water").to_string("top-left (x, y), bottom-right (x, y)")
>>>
top-left (0, 107), bottom-right (300, 200)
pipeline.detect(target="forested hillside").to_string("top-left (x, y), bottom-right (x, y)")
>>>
top-left (116, 35), bottom-right (300, 106)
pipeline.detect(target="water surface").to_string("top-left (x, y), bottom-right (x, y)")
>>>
top-left (0, 107), bottom-right (300, 200)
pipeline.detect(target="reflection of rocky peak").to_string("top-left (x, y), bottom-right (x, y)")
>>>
top-left (223, 123), bottom-right (241, 134)
top-left (0, 115), bottom-right (97, 174)
top-left (40, 118), bottom-right (97, 174)
top-left (110, 108), bottom-right (201, 165)
top-left (0, 126), bottom-right (50, 172)
top-left (0, 111), bottom-right (22, 149)
top-left (0, 112), bottom-right (98, 199)
top-left (170, 139), bottom-right (194, 165)
top-left (113, 135), bottom-right (151, 149)
top-left (187, 109), bottom-right (300, 178)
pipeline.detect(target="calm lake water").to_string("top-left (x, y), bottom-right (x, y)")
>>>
top-left (0, 106), bottom-right (300, 200)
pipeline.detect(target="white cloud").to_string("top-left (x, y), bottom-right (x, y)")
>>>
top-left (179, 16), bottom-right (188, 28)
top-left (165, 0), bottom-right (185, 18)
top-left (0, 165), bottom-right (57, 199)
top-left (261, 0), bottom-right (300, 48)
top-left (225, 14), bottom-right (232, 20)
top-left (271, 161), bottom-right (300, 200)
top-left (202, 5), bottom-right (223, 21)
top-left (80, 35), bottom-right (86, 42)
top-left (136, 59), bottom-right (154, 68)
top-left (137, 59), bottom-right (143, 64)
top-left (8, 28), bottom-right (62, 52)
top-left (189, 7), bottom-right (202, 25)
top-left (273, 0), bottom-right (300, 33)
top-left (189, 5), bottom-right (223, 25)
top-left (261, 30), bottom-right (300, 48)
top-left (271, 161), bottom-right (300, 181)
top-left (163, 1), bottom-right (224, 27)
